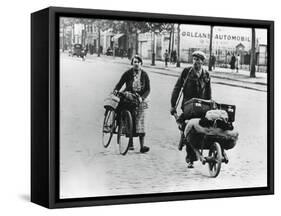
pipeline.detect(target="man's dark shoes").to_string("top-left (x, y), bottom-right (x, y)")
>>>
top-left (187, 162), bottom-right (194, 168)
top-left (185, 155), bottom-right (194, 168)
top-left (140, 146), bottom-right (150, 153)
top-left (128, 142), bottom-right (134, 151)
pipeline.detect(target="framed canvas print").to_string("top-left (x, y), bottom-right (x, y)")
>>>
top-left (31, 6), bottom-right (274, 208)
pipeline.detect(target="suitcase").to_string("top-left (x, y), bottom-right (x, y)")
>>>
top-left (218, 103), bottom-right (236, 122)
top-left (183, 98), bottom-right (236, 123)
top-left (183, 98), bottom-right (217, 120)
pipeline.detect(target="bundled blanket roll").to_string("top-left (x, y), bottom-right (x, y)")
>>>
top-left (184, 118), bottom-right (239, 150)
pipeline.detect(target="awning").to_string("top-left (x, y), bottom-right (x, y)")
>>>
top-left (112, 34), bottom-right (124, 43)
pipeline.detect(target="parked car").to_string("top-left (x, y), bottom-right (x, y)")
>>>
top-left (106, 48), bottom-right (113, 56)
top-left (69, 44), bottom-right (86, 60)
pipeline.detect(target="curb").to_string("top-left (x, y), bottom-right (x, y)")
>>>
top-left (138, 67), bottom-right (267, 92)
top-left (210, 75), bottom-right (267, 86)
top-left (111, 60), bottom-right (267, 92)
top-left (139, 63), bottom-right (267, 86)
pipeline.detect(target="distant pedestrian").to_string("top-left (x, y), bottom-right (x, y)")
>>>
top-left (171, 50), bottom-right (177, 64)
top-left (128, 48), bottom-right (132, 60)
top-left (236, 54), bottom-right (241, 73)
top-left (99, 46), bottom-right (103, 54)
top-left (230, 54), bottom-right (236, 72)
top-left (164, 49), bottom-right (169, 67)
top-left (210, 54), bottom-right (216, 70)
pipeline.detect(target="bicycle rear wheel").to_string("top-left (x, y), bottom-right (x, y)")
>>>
top-left (117, 110), bottom-right (133, 155)
top-left (102, 109), bottom-right (116, 148)
top-left (208, 142), bottom-right (222, 177)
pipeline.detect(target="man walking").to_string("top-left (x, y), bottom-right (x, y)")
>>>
top-left (170, 50), bottom-right (212, 168)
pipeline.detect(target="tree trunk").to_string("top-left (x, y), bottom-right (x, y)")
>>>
top-left (62, 24), bottom-right (65, 52)
top-left (72, 24), bottom-right (75, 44)
top-left (250, 28), bottom-right (256, 77)
top-left (168, 31), bottom-right (172, 54)
top-left (171, 25), bottom-right (175, 56)
top-left (83, 24), bottom-right (87, 47)
top-left (151, 31), bottom-right (155, 66)
top-left (126, 26), bottom-right (131, 59)
top-left (97, 26), bottom-right (101, 57)
top-left (135, 32), bottom-right (139, 55)
top-left (208, 25), bottom-right (214, 71)
top-left (176, 24), bottom-right (181, 67)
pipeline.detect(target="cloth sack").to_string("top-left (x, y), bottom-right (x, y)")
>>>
top-left (184, 118), bottom-right (238, 150)
top-left (205, 109), bottom-right (228, 122)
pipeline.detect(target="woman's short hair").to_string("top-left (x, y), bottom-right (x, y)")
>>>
top-left (131, 55), bottom-right (143, 65)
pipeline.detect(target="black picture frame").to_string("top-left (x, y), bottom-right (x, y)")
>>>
top-left (31, 6), bottom-right (274, 209)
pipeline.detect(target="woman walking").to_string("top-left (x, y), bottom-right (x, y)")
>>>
top-left (114, 55), bottom-right (151, 153)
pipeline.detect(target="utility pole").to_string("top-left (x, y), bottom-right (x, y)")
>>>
top-left (250, 28), bottom-right (256, 77)
top-left (208, 25), bottom-right (214, 71)
top-left (176, 24), bottom-right (181, 67)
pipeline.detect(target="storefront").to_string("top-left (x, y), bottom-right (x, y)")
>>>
top-left (137, 25), bottom-right (267, 68)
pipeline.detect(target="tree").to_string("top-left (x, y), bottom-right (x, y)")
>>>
top-left (125, 21), bottom-right (149, 57)
top-left (60, 17), bottom-right (92, 46)
top-left (92, 19), bottom-right (115, 57)
top-left (60, 18), bottom-right (77, 51)
top-left (144, 22), bottom-right (170, 65)
top-left (250, 28), bottom-right (256, 77)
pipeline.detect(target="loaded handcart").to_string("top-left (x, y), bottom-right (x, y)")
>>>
top-left (174, 98), bottom-right (239, 177)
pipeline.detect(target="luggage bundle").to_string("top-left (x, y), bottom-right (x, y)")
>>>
top-left (119, 91), bottom-right (140, 110)
top-left (184, 118), bottom-right (238, 150)
top-left (183, 98), bottom-right (236, 123)
top-left (183, 98), bottom-right (238, 150)
top-left (104, 91), bottom-right (140, 111)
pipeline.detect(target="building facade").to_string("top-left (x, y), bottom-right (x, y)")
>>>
top-left (60, 21), bottom-right (267, 70)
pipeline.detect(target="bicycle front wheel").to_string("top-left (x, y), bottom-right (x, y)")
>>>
top-left (102, 109), bottom-right (116, 148)
top-left (117, 110), bottom-right (133, 155)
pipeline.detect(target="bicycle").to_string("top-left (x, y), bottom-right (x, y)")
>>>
top-left (102, 91), bottom-right (137, 155)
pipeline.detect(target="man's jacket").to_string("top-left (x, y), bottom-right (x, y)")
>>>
top-left (171, 66), bottom-right (212, 110)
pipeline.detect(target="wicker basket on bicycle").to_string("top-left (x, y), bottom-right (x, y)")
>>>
top-left (104, 93), bottom-right (120, 110)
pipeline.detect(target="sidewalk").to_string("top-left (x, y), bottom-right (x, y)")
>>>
top-left (68, 52), bottom-right (268, 92)
top-left (138, 58), bottom-right (267, 92)
top-left (136, 57), bottom-right (267, 86)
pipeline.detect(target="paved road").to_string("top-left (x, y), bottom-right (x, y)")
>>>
top-left (59, 55), bottom-right (267, 198)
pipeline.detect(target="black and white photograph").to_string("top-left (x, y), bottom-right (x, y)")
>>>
top-left (2, 0), bottom-right (280, 213)
top-left (59, 16), bottom-right (269, 199)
